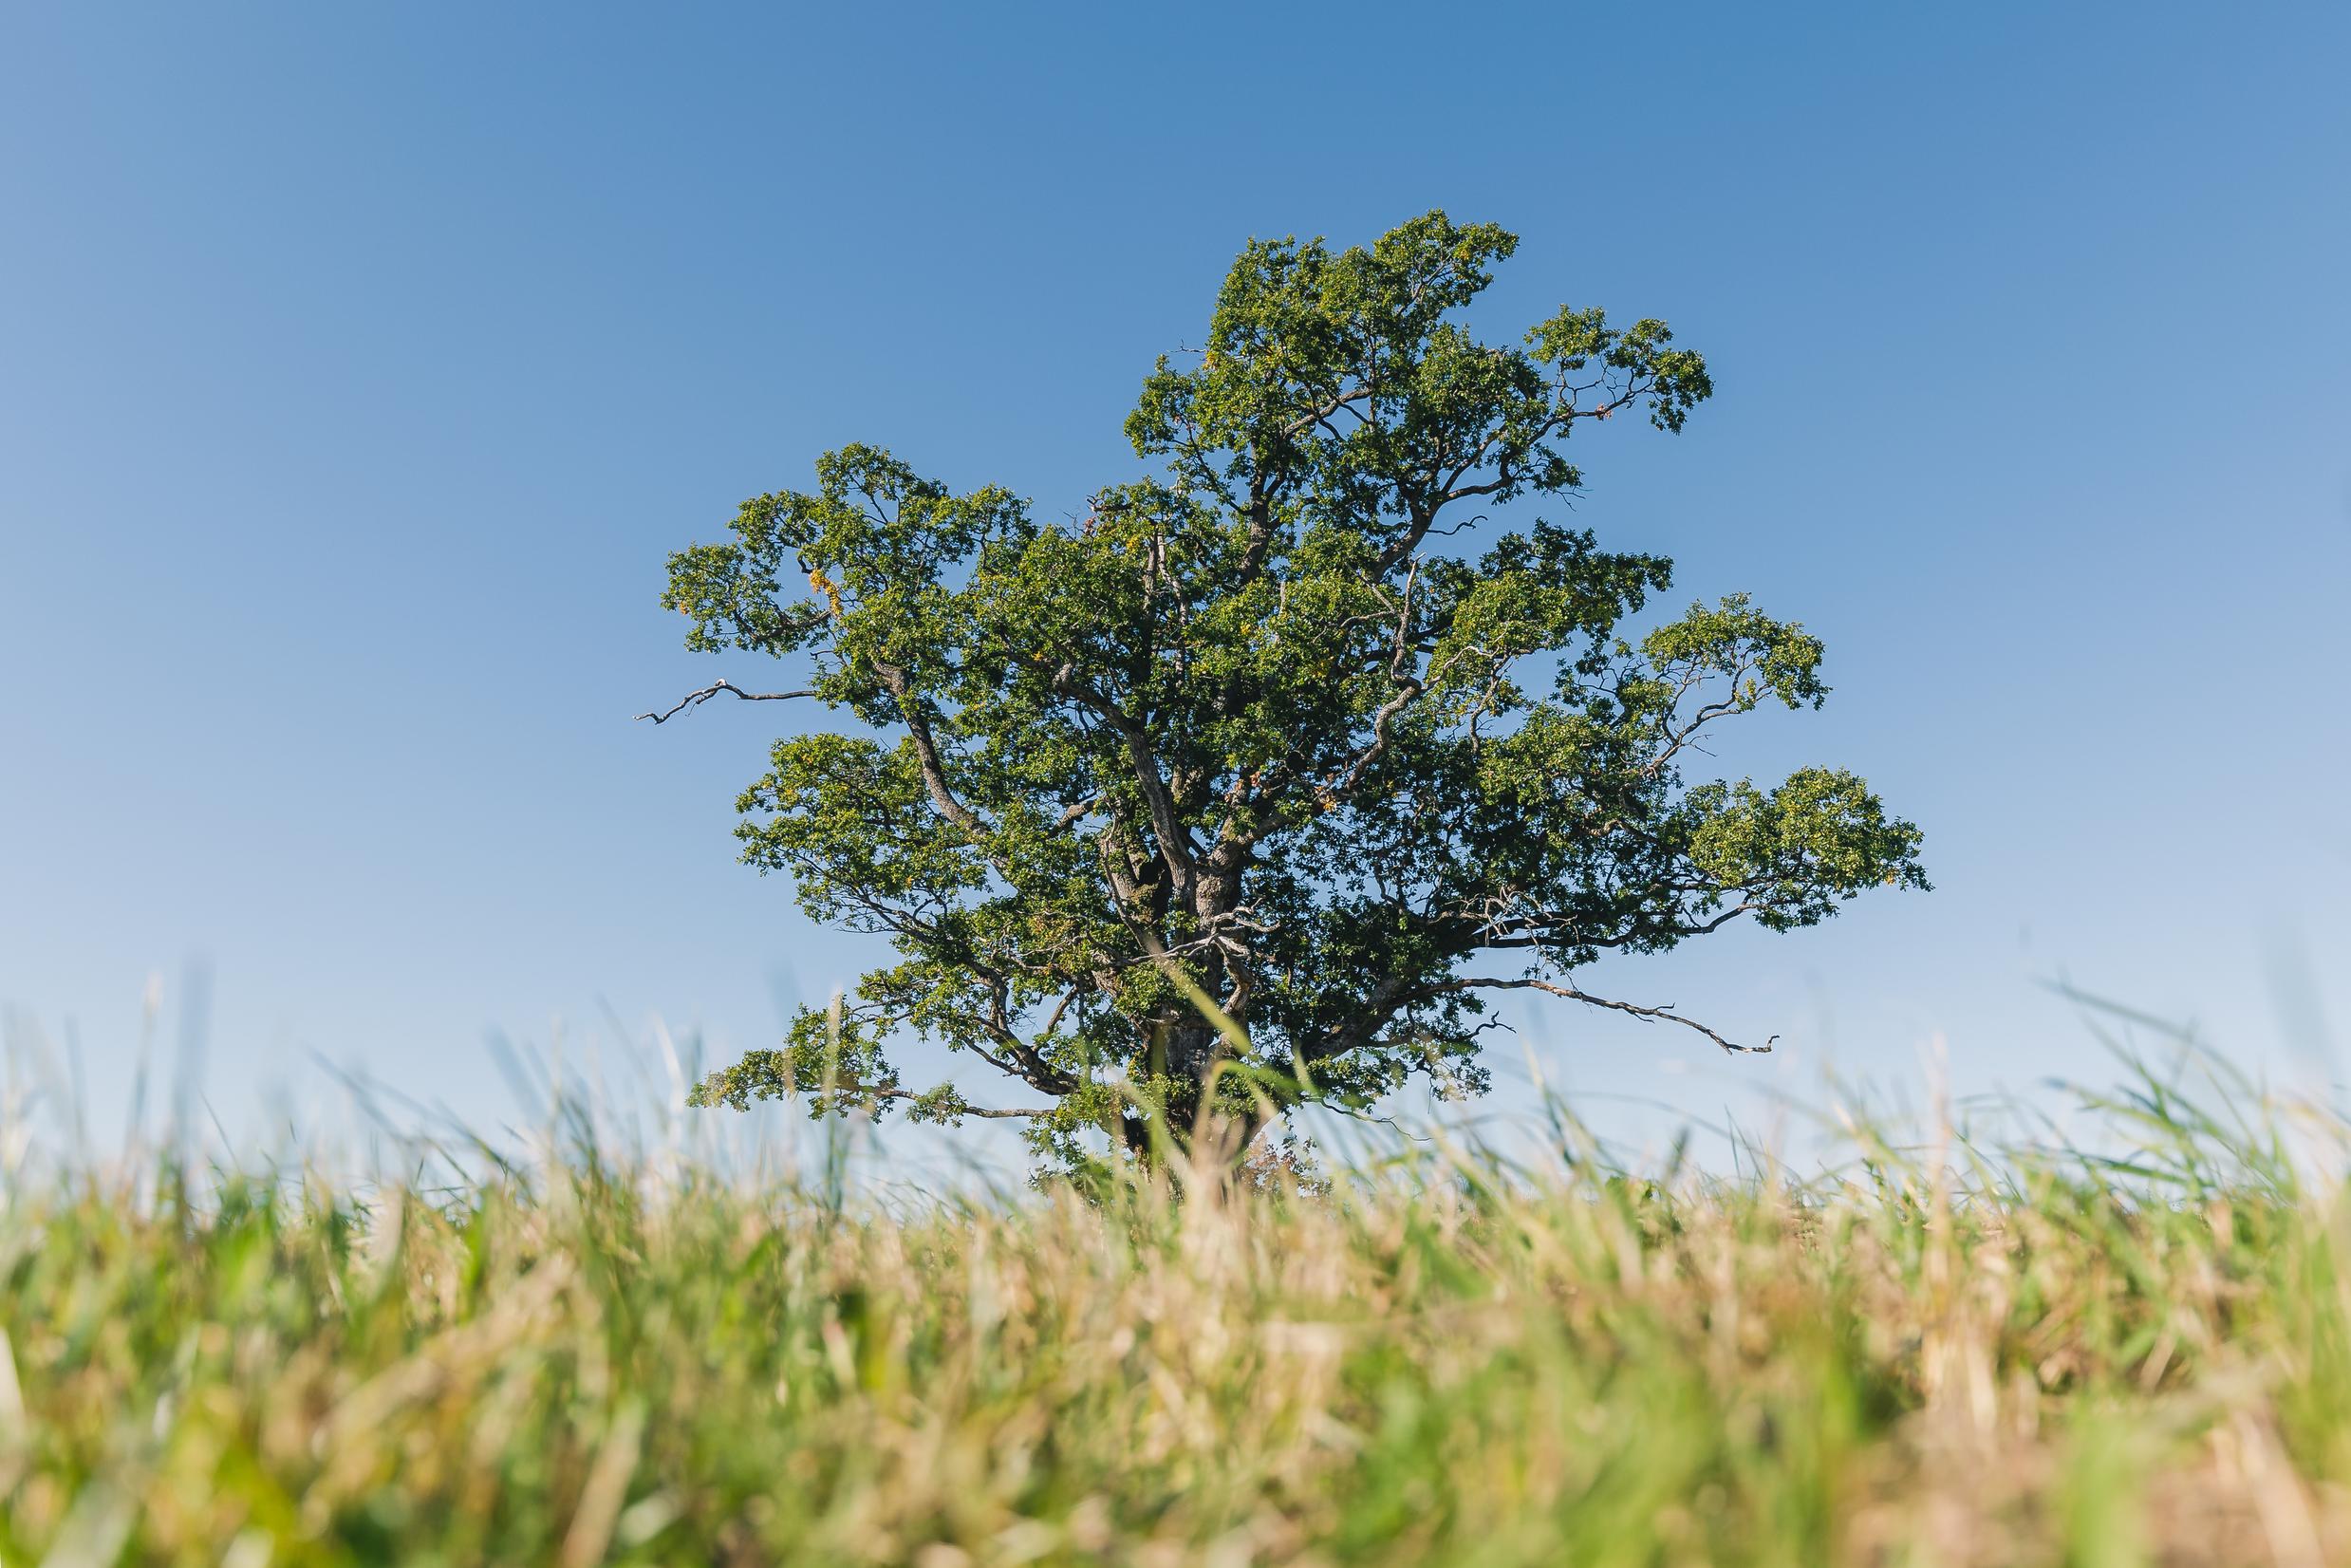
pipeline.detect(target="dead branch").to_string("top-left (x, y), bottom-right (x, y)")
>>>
top-left (635, 680), bottom-right (815, 724)
top-left (1441, 975), bottom-right (1776, 1054)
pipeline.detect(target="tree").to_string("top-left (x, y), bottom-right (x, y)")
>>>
top-left (647, 213), bottom-right (1927, 1172)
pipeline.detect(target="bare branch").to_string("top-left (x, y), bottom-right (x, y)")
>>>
top-left (873, 663), bottom-right (989, 834)
top-left (1440, 975), bottom-right (1774, 1054)
top-left (635, 680), bottom-right (815, 724)
top-left (1037, 983), bottom-right (1086, 1038)
top-left (1043, 660), bottom-right (1202, 900)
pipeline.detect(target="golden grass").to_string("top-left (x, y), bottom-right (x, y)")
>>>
top-left (4, 1049), bottom-right (2349, 1565)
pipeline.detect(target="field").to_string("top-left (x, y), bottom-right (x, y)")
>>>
top-left (5, 1046), bottom-right (2350, 1567)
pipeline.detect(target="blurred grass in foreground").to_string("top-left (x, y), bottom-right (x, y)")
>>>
top-left (4, 1033), bottom-right (2350, 1567)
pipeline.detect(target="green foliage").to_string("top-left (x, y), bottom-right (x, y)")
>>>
top-left (660, 213), bottom-right (1926, 1165)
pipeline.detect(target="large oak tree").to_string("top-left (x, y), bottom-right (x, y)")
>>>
top-left (648, 213), bottom-right (1926, 1170)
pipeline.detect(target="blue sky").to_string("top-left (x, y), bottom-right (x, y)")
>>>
top-left (4, 4), bottom-right (2346, 1167)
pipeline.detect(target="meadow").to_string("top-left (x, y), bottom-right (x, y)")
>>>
top-left (4, 1036), bottom-right (2349, 1567)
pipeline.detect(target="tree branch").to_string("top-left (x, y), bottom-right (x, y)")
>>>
top-left (873, 663), bottom-right (988, 834)
top-left (1439, 975), bottom-right (1774, 1054)
top-left (635, 680), bottom-right (815, 723)
top-left (837, 1082), bottom-right (1056, 1119)
top-left (1045, 661), bottom-right (1201, 901)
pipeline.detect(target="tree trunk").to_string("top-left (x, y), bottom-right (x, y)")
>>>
top-left (1124, 1013), bottom-right (1262, 1173)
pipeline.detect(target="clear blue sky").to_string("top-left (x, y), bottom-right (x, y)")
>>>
top-left (4, 4), bottom-right (2346, 1165)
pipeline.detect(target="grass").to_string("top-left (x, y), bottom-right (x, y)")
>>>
top-left (4, 1039), bottom-right (2350, 1566)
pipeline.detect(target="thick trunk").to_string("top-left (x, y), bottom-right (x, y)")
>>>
top-left (1125, 1016), bottom-right (1259, 1170)
top-left (1119, 1100), bottom-right (1266, 1171)
top-left (1162, 1021), bottom-right (1222, 1084)
top-left (1116, 847), bottom-right (1258, 1170)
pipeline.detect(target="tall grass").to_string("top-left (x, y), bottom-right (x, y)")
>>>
top-left (3, 1038), bottom-right (2349, 1565)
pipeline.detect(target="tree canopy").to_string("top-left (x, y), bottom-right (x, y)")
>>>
top-left (650, 212), bottom-right (1926, 1171)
